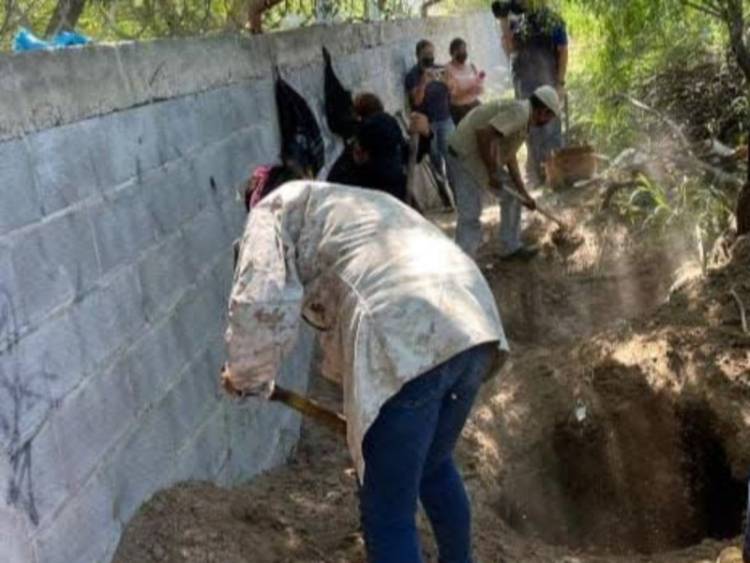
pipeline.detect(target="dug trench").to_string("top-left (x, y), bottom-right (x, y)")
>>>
top-left (114, 184), bottom-right (750, 563)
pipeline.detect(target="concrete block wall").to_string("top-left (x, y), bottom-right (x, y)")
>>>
top-left (0, 11), bottom-right (506, 563)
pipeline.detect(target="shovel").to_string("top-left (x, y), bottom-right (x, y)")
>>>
top-left (270, 385), bottom-right (347, 438)
top-left (501, 185), bottom-right (583, 249)
top-left (221, 368), bottom-right (347, 437)
top-left (501, 185), bottom-right (569, 229)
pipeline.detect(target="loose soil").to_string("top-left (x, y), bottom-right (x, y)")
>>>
top-left (114, 183), bottom-right (749, 563)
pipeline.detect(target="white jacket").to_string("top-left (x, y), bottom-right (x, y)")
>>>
top-left (225, 181), bottom-right (509, 478)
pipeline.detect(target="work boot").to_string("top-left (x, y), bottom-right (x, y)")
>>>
top-left (500, 245), bottom-right (539, 262)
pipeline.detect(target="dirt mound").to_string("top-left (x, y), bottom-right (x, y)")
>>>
top-left (462, 234), bottom-right (750, 559)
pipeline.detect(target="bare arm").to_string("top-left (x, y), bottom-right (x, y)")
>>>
top-left (476, 127), bottom-right (500, 185)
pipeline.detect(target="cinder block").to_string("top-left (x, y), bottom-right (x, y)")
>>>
top-left (124, 315), bottom-right (193, 415)
top-left (153, 350), bottom-right (220, 453)
top-left (11, 310), bottom-right (86, 404)
top-left (33, 472), bottom-right (120, 563)
top-left (170, 406), bottom-right (228, 484)
top-left (136, 232), bottom-right (197, 324)
top-left (10, 206), bottom-right (99, 329)
top-left (70, 266), bottom-right (147, 373)
top-left (50, 361), bottom-right (137, 492)
top-left (16, 421), bottom-right (71, 529)
top-left (104, 413), bottom-right (180, 524)
top-left (155, 95), bottom-right (203, 163)
top-left (181, 205), bottom-right (233, 273)
top-left (90, 183), bottom-right (158, 274)
top-left (142, 160), bottom-right (207, 237)
top-left (83, 107), bottom-right (164, 193)
top-left (171, 275), bottom-right (226, 361)
top-left (27, 123), bottom-right (98, 216)
top-left (0, 140), bottom-right (42, 237)
top-left (104, 362), bottom-right (216, 522)
top-left (0, 504), bottom-right (36, 563)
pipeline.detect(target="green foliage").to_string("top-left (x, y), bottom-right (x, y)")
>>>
top-left (561, 0), bottom-right (718, 150)
top-left (609, 171), bottom-right (734, 245)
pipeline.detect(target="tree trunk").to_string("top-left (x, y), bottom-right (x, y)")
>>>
top-left (45, 0), bottom-right (87, 37)
top-left (725, 0), bottom-right (750, 85)
top-left (245, 0), bottom-right (285, 33)
top-left (738, 139), bottom-right (750, 236)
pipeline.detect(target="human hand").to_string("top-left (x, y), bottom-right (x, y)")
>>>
top-left (221, 364), bottom-right (273, 400)
top-left (409, 112), bottom-right (431, 137)
top-left (522, 196), bottom-right (537, 211)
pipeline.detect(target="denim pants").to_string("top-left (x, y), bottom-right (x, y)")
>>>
top-left (446, 154), bottom-right (522, 257)
top-left (430, 118), bottom-right (455, 178)
top-left (359, 343), bottom-right (495, 563)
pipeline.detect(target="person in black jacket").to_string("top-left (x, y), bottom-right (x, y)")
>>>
top-left (327, 92), bottom-right (431, 205)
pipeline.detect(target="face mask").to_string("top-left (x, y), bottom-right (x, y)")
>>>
top-left (455, 53), bottom-right (468, 64)
top-left (420, 56), bottom-right (434, 68)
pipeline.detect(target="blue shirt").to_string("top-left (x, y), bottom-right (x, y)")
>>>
top-left (405, 65), bottom-right (452, 123)
top-left (511, 8), bottom-right (568, 95)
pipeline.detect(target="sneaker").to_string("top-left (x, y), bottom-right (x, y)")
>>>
top-left (500, 245), bottom-right (539, 261)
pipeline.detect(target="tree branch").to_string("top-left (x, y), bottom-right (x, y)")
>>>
top-left (247, 0), bottom-right (284, 33)
top-left (44, 0), bottom-right (87, 37)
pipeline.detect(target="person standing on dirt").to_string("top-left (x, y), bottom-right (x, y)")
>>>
top-left (446, 38), bottom-right (485, 125)
top-left (492, 0), bottom-right (568, 188)
top-left (222, 178), bottom-right (509, 563)
top-left (405, 39), bottom-right (457, 184)
top-left (447, 85), bottom-right (560, 259)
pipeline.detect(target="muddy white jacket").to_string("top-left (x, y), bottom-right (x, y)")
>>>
top-left (224, 181), bottom-right (509, 478)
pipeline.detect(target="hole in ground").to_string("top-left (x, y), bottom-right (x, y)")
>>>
top-left (494, 363), bottom-right (745, 556)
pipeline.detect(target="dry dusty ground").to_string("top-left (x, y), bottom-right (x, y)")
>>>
top-left (114, 183), bottom-right (749, 563)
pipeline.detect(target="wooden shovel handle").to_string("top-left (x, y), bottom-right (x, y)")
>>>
top-left (270, 385), bottom-right (347, 437)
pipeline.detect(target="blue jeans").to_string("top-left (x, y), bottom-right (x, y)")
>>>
top-left (446, 154), bottom-right (522, 257)
top-left (359, 343), bottom-right (495, 563)
top-left (430, 118), bottom-right (455, 178)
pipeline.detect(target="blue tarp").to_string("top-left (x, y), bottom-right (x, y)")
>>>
top-left (13, 28), bottom-right (91, 52)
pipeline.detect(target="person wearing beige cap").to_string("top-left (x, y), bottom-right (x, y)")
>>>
top-left (446, 84), bottom-right (560, 259)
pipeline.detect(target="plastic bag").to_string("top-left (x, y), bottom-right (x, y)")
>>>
top-left (52, 31), bottom-right (90, 47)
top-left (13, 27), bottom-right (91, 52)
top-left (13, 28), bottom-right (50, 52)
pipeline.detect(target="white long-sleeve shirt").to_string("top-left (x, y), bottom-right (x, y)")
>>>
top-left (225, 181), bottom-right (509, 478)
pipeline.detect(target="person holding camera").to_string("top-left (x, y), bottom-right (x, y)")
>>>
top-left (405, 39), bottom-right (456, 185)
top-left (446, 37), bottom-right (485, 126)
top-left (492, 0), bottom-right (568, 189)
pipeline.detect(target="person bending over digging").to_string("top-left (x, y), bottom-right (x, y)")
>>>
top-left (222, 174), bottom-right (509, 563)
top-left (447, 84), bottom-right (560, 259)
